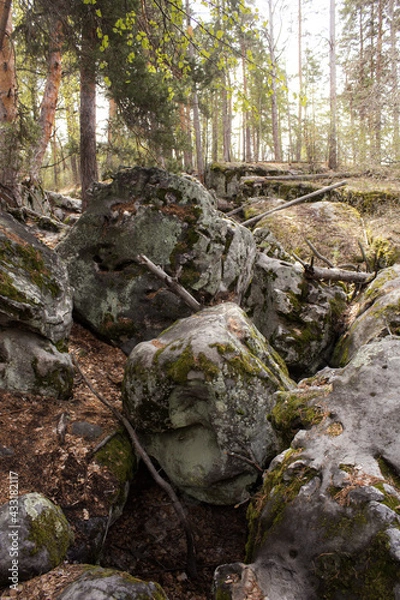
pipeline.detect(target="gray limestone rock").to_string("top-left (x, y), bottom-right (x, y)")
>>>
top-left (122, 302), bottom-right (295, 505)
top-left (0, 211), bottom-right (72, 344)
top-left (56, 167), bottom-right (256, 351)
top-left (57, 567), bottom-right (168, 599)
top-left (226, 337), bottom-right (400, 599)
top-left (244, 253), bottom-right (346, 378)
top-left (0, 328), bottom-right (73, 398)
top-left (0, 493), bottom-right (73, 587)
top-left (332, 263), bottom-right (400, 366)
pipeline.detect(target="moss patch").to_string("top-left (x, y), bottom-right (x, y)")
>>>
top-left (246, 449), bottom-right (318, 560)
top-left (27, 501), bottom-right (73, 567)
top-left (315, 530), bottom-right (400, 599)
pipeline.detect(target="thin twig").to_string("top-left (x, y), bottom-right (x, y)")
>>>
top-left (71, 354), bottom-right (197, 579)
top-left (305, 238), bottom-right (335, 268)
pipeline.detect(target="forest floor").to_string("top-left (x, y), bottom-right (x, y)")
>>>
top-left (0, 323), bottom-right (248, 600)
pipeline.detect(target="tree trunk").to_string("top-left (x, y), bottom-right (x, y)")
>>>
top-left (328, 0), bottom-right (337, 170)
top-left (0, 0), bottom-right (18, 199)
top-left (296, 0), bottom-right (303, 162)
top-left (29, 18), bottom-right (63, 183)
top-left (268, 0), bottom-right (282, 162)
top-left (388, 0), bottom-right (400, 161)
top-left (80, 14), bottom-right (98, 210)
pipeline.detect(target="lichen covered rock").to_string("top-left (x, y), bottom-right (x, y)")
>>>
top-left (0, 211), bottom-right (72, 344)
top-left (0, 328), bottom-right (73, 398)
top-left (122, 302), bottom-right (294, 505)
top-left (233, 338), bottom-right (400, 599)
top-left (57, 566), bottom-right (168, 599)
top-left (56, 167), bottom-right (256, 352)
top-left (244, 253), bottom-right (347, 378)
top-left (332, 263), bottom-right (400, 366)
top-left (0, 493), bottom-right (73, 586)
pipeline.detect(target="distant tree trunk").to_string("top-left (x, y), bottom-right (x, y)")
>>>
top-left (389, 0), bottom-right (400, 161)
top-left (30, 18), bottom-right (63, 183)
top-left (0, 0), bottom-right (18, 197)
top-left (268, 0), bottom-right (282, 162)
top-left (296, 0), bottom-right (303, 162)
top-left (222, 78), bottom-right (232, 162)
top-left (328, 0), bottom-right (337, 170)
top-left (373, 0), bottom-right (383, 165)
top-left (80, 13), bottom-right (98, 210)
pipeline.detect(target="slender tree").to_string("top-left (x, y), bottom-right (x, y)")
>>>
top-left (328, 0), bottom-right (337, 169)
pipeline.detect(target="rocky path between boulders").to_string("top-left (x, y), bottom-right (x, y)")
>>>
top-left (0, 322), bottom-right (248, 600)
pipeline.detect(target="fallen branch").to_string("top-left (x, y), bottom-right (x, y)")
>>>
top-left (304, 238), bottom-right (335, 268)
top-left (72, 354), bottom-right (198, 579)
top-left (241, 180), bottom-right (348, 227)
top-left (303, 263), bottom-right (375, 284)
top-left (135, 254), bottom-right (201, 313)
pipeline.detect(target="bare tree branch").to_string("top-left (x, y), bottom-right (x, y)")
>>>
top-left (72, 354), bottom-right (198, 579)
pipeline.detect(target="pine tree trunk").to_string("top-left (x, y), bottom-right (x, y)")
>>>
top-left (80, 15), bottom-right (98, 210)
top-left (0, 0), bottom-right (18, 198)
top-left (328, 0), bottom-right (337, 170)
top-left (29, 18), bottom-right (63, 183)
top-left (268, 0), bottom-right (282, 162)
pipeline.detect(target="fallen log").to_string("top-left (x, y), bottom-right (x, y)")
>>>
top-left (135, 254), bottom-right (202, 313)
top-left (303, 263), bottom-right (375, 284)
top-left (241, 180), bottom-right (348, 227)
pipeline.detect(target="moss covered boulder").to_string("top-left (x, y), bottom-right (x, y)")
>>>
top-left (56, 167), bottom-right (256, 352)
top-left (0, 211), bottom-right (72, 343)
top-left (244, 253), bottom-right (347, 378)
top-left (122, 302), bottom-right (294, 505)
top-left (253, 199), bottom-right (366, 267)
top-left (57, 566), bottom-right (168, 599)
top-left (0, 212), bottom-right (74, 397)
top-left (333, 264), bottom-right (400, 366)
top-left (0, 492), bottom-right (73, 587)
top-left (221, 338), bottom-right (400, 599)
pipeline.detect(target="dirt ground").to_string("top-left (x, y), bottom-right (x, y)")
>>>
top-left (0, 323), bottom-right (248, 600)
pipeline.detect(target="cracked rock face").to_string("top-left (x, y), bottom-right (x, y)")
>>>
top-left (219, 337), bottom-right (400, 599)
top-left (56, 167), bottom-right (256, 352)
top-left (0, 212), bottom-right (74, 397)
top-left (244, 253), bottom-right (346, 378)
top-left (122, 302), bottom-right (295, 505)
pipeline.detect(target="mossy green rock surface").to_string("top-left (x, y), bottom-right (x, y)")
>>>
top-left (123, 302), bottom-right (294, 505)
top-left (332, 263), bottom-right (400, 366)
top-left (56, 167), bottom-right (256, 351)
top-left (57, 566), bottom-right (168, 599)
top-left (0, 493), bottom-right (73, 586)
top-left (0, 211), bottom-right (72, 343)
top-left (244, 253), bottom-right (346, 378)
top-left (229, 338), bottom-right (400, 599)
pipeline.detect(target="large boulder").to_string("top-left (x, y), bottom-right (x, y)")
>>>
top-left (0, 492), bottom-right (73, 587)
top-left (57, 566), bottom-right (168, 599)
top-left (122, 302), bottom-right (295, 505)
top-left (332, 264), bottom-right (400, 366)
top-left (216, 338), bottom-right (400, 599)
top-left (244, 253), bottom-right (347, 378)
top-left (56, 167), bottom-right (256, 352)
top-left (0, 211), bottom-right (74, 397)
top-left (251, 199), bottom-right (366, 268)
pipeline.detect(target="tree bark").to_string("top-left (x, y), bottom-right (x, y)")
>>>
top-left (0, 0), bottom-right (18, 199)
top-left (328, 0), bottom-right (337, 170)
top-left (30, 18), bottom-right (63, 183)
top-left (268, 0), bottom-right (282, 162)
top-left (80, 13), bottom-right (98, 210)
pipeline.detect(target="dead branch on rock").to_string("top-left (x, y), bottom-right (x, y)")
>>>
top-left (72, 354), bottom-right (198, 579)
top-left (135, 254), bottom-right (201, 313)
top-left (304, 238), bottom-right (335, 268)
top-left (303, 263), bottom-right (375, 284)
top-left (241, 180), bottom-right (348, 227)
